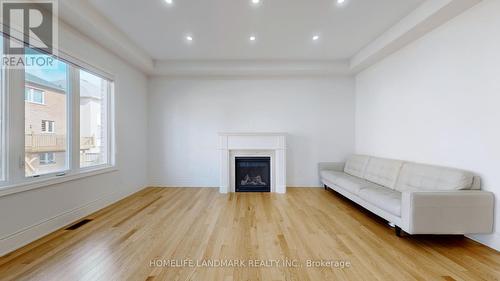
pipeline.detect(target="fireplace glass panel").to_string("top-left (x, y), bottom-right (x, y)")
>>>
top-left (235, 157), bottom-right (271, 192)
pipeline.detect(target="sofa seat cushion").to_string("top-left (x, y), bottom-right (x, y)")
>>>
top-left (358, 186), bottom-right (402, 216)
top-left (344, 155), bottom-right (370, 178)
top-left (395, 163), bottom-right (474, 192)
top-left (321, 170), bottom-right (382, 195)
top-left (363, 157), bottom-right (403, 189)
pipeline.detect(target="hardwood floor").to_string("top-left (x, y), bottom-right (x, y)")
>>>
top-left (0, 187), bottom-right (499, 281)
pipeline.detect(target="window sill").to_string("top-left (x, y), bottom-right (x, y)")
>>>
top-left (0, 166), bottom-right (118, 198)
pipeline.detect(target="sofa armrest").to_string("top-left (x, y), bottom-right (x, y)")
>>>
top-left (401, 190), bottom-right (494, 234)
top-left (318, 162), bottom-right (345, 172)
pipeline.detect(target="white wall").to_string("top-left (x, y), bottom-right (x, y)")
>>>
top-left (148, 77), bottom-right (355, 187)
top-left (355, 0), bottom-right (500, 250)
top-left (0, 22), bottom-right (149, 255)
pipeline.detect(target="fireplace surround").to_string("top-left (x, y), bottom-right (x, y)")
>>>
top-left (218, 133), bottom-right (286, 193)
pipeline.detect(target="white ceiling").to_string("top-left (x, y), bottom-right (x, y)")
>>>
top-left (86, 0), bottom-right (424, 61)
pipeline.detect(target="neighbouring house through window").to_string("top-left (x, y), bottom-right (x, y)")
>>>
top-left (0, 33), bottom-right (115, 186)
top-left (41, 120), bottom-right (55, 133)
top-left (80, 69), bottom-right (110, 168)
top-left (24, 51), bottom-right (68, 177)
top-left (39, 152), bottom-right (55, 165)
top-left (25, 88), bottom-right (45, 104)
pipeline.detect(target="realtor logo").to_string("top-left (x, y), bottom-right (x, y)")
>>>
top-left (1, 0), bottom-right (58, 68)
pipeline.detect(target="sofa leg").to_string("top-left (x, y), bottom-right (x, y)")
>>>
top-left (324, 184), bottom-right (327, 190)
top-left (395, 226), bottom-right (402, 237)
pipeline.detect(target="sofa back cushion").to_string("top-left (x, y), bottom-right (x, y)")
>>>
top-left (344, 155), bottom-right (370, 178)
top-left (363, 157), bottom-right (403, 189)
top-left (395, 162), bottom-right (475, 192)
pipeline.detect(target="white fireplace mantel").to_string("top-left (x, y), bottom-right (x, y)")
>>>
top-left (218, 132), bottom-right (287, 193)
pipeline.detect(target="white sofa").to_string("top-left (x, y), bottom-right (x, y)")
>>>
top-left (320, 155), bottom-right (494, 236)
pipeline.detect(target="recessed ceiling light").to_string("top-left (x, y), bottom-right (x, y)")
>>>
top-left (249, 36), bottom-right (256, 41)
top-left (336, 0), bottom-right (346, 5)
top-left (186, 35), bottom-right (193, 41)
top-left (165, 0), bottom-right (173, 4)
top-left (251, 0), bottom-right (260, 4)
top-left (312, 35), bottom-right (320, 41)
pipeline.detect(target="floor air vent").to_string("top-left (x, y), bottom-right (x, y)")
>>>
top-left (65, 219), bottom-right (93, 230)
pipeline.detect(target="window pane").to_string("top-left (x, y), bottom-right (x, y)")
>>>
top-left (80, 69), bottom-right (109, 168)
top-left (33, 89), bottom-right (44, 104)
top-left (25, 50), bottom-right (68, 176)
top-left (39, 152), bottom-right (55, 165)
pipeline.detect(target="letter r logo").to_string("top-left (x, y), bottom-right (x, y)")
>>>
top-left (1, 1), bottom-right (56, 55)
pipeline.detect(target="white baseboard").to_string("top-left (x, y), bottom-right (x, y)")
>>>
top-left (466, 232), bottom-right (500, 252)
top-left (0, 186), bottom-right (142, 256)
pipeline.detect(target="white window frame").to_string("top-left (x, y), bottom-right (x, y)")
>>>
top-left (41, 120), bottom-right (55, 133)
top-left (39, 152), bottom-right (55, 165)
top-left (25, 87), bottom-right (45, 104)
top-left (0, 33), bottom-right (116, 195)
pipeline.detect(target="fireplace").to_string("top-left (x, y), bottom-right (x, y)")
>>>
top-left (219, 132), bottom-right (286, 193)
top-left (235, 157), bottom-right (271, 192)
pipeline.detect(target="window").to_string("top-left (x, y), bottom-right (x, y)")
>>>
top-left (41, 120), bottom-right (55, 133)
top-left (79, 70), bottom-right (111, 168)
top-left (39, 152), bottom-right (55, 165)
top-left (25, 88), bottom-right (45, 104)
top-left (24, 50), bottom-right (68, 177)
top-left (0, 32), bottom-right (115, 188)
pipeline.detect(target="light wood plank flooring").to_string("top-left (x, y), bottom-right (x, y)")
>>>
top-left (0, 187), bottom-right (499, 281)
